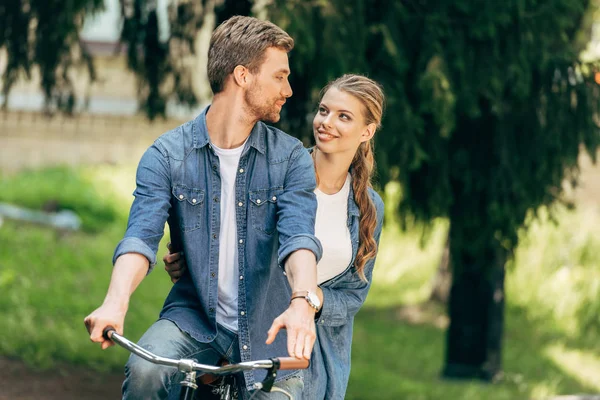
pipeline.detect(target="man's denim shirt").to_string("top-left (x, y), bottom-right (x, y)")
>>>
top-left (113, 107), bottom-right (322, 388)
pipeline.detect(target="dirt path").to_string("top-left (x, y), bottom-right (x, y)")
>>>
top-left (0, 357), bottom-right (123, 400)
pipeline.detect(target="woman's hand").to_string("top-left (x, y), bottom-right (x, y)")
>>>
top-left (163, 242), bottom-right (187, 283)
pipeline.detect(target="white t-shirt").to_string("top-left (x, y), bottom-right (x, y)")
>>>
top-left (315, 173), bottom-right (353, 284)
top-left (212, 141), bottom-right (246, 332)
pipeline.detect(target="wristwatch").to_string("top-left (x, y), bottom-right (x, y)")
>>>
top-left (290, 290), bottom-right (321, 311)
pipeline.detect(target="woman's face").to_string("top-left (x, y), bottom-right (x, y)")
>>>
top-left (312, 87), bottom-right (374, 156)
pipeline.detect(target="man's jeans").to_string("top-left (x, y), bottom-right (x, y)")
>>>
top-left (122, 319), bottom-right (303, 400)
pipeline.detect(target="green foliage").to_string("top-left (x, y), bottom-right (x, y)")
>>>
top-left (0, 0), bottom-right (104, 113)
top-left (0, 166), bottom-right (121, 231)
top-left (270, 0), bottom-right (600, 257)
top-left (0, 166), bottom-right (171, 370)
top-left (120, 1), bottom-right (170, 119)
top-left (116, 0), bottom-right (253, 119)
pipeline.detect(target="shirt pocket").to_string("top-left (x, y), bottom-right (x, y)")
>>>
top-left (249, 187), bottom-right (283, 235)
top-left (172, 185), bottom-right (205, 232)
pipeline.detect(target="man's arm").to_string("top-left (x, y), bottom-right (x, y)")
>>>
top-left (265, 144), bottom-right (322, 360)
top-left (266, 249), bottom-right (318, 359)
top-left (84, 254), bottom-right (148, 349)
top-left (84, 142), bottom-right (172, 348)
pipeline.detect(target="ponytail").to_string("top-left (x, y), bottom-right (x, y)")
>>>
top-left (351, 141), bottom-right (378, 281)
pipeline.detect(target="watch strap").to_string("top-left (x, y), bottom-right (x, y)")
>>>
top-left (290, 291), bottom-right (319, 311)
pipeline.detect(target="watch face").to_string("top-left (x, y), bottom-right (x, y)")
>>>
top-left (307, 292), bottom-right (321, 308)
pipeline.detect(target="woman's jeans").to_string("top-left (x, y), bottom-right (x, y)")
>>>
top-left (121, 319), bottom-right (303, 400)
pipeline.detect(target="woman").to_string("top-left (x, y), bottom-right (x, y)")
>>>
top-left (164, 74), bottom-right (385, 399)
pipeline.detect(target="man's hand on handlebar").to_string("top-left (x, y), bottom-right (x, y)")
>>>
top-left (84, 303), bottom-right (126, 350)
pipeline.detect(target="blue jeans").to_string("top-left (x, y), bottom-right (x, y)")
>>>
top-left (122, 319), bottom-right (303, 400)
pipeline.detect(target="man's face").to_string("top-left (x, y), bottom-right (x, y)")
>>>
top-left (244, 47), bottom-right (293, 123)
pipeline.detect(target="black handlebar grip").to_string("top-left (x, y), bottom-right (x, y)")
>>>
top-left (102, 326), bottom-right (116, 341)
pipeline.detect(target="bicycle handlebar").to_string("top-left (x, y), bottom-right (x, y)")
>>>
top-left (102, 326), bottom-right (309, 374)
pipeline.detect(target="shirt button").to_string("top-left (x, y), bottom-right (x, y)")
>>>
top-left (238, 202), bottom-right (243, 207)
top-left (256, 199), bottom-right (261, 204)
top-left (239, 275), bottom-right (244, 280)
top-left (239, 239), bottom-right (243, 244)
top-left (239, 168), bottom-right (244, 173)
top-left (214, 197), bottom-right (219, 202)
top-left (211, 272), bottom-right (216, 278)
top-left (212, 234), bottom-right (217, 239)
top-left (242, 345), bottom-right (248, 350)
top-left (209, 307), bottom-right (215, 313)
top-left (179, 195), bottom-right (184, 200)
top-left (240, 311), bottom-right (245, 316)
top-left (272, 196), bottom-right (277, 201)
top-left (192, 198), bottom-right (197, 204)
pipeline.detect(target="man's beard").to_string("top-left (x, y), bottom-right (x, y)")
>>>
top-left (244, 84), bottom-right (281, 123)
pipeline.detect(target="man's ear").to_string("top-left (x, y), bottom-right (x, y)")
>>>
top-left (360, 123), bottom-right (377, 143)
top-left (233, 65), bottom-right (251, 88)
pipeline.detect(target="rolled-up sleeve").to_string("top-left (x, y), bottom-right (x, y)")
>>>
top-left (113, 143), bottom-right (172, 272)
top-left (277, 145), bottom-right (323, 266)
top-left (317, 197), bottom-right (384, 326)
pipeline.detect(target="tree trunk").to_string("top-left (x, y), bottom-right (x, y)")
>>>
top-left (441, 225), bottom-right (506, 382)
top-left (429, 231), bottom-right (451, 304)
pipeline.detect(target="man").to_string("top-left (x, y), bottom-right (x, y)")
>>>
top-left (84, 16), bottom-right (322, 400)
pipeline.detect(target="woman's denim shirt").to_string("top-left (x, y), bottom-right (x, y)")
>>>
top-left (303, 186), bottom-right (384, 400)
top-left (112, 107), bottom-right (322, 389)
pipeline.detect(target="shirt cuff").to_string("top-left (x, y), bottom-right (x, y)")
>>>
top-left (315, 286), bottom-right (346, 326)
top-left (113, 237), bottom-right (157, 273)
top-left (278, 234), bottom-right (323, 268)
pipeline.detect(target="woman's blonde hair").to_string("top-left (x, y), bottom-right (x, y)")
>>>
top-left (317, 74), bottom-right (385, 281)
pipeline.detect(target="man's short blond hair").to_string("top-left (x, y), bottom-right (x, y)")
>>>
top-left (207, 16), bottom-right (294, 94)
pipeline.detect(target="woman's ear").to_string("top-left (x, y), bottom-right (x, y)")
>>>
top-left (360, 123), bottom-right (377, 143)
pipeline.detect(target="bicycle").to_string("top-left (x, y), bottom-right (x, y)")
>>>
top-left (102, 327), bottom-right (309, 400)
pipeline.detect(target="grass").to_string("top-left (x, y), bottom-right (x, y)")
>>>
top-left (1, 165), bottom-right (600, 398)
top-left (0, 165), bottom-right (172, 370)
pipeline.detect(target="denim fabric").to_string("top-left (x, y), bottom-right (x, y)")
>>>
top-left (113, 107), bottom-right (322, 390)
top-left (303, 187), bottom-right (385, 400)
top-left (122, 319), bottom-right (303, 400)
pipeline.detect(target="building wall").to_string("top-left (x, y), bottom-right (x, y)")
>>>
top-left (0, 110), bottom-right (184, 172)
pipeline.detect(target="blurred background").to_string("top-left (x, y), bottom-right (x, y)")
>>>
top-left (2, 1), bottom-right (600, 399)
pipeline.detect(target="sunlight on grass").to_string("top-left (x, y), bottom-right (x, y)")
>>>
top-left (530, 381), bottom-right (561, 400)
top-left (84, 164), bottom-right (138, 207)
top-left (508, 205), bottom-right (600, 340)
top-left (545, 343), bottom-right (600, 392)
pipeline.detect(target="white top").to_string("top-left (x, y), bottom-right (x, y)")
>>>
top-left (315, 173), bottom-right (353, 284)
top-left (212, 141), bottom-right (246, 332)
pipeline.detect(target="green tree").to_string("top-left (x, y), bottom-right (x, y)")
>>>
top-left (117, 0), bottom-right (252, 119)
top-left (0, 0), bottom-right (251, 118)
top-left (270, 0), bottom-right (600, 380)
top-left (0, 0), bottom-right (104, 113)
